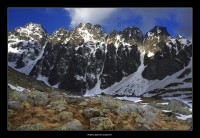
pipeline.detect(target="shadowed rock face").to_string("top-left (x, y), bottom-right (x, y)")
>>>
top-left (142, 27), bottom-right (192, 80)
top-left (8, 23), bottom-right (192, 95)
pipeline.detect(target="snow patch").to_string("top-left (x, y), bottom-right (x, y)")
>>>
top-left (176, 113), bottom-right (192, 120)
top-left (115, 96), bottom-right (142, 103)
top-left (37, 74), bottom-right (51, 86)
top-left (8, 83), bottom-right (25, 91)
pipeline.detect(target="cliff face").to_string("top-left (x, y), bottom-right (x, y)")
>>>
top-left (8, 23), bottom-right (192, 96)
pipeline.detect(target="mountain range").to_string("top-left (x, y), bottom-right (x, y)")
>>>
top-left (8, 22), bottom-right (192, 96)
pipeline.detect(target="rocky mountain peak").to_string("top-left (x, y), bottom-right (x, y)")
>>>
top-left (49, 27), bottom-right (69, 45)
top-left (8, 23), bottom-right (192, 96)
top-left (176, 34), bottom-right (185, 39)
top-left (145, 26), bottom-right (171, 39)
top-left (8, 22), bottom-right (49, 74)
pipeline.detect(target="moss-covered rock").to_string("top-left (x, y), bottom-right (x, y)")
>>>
top-left (31, 91), bottom-right (48, 106)
top-left (48, 99), bottom-right (67, 112)
top-left (78, 101), bottom-right (88, 106)
top-left (57, 119), bottom-right (83, 130)
top-left (83, 108), bottom-right (102, 119)
top-left (16, 123), bottom-right (45, 130)
top-left (90, 117), bottom-right (114, 130)
top-left (8, 109), bottom-right (16, 118)
top-left (8, 101), bottom-right (24, 110)
top-left (60, 111), bottom-right (73, 120)
top-left (166, 100), bottom-right (191, 115)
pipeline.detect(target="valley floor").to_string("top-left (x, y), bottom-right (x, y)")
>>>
top-left (8, 90), bottom-right (192, 131)
top-left (7, 67), bottom-right (192, 131)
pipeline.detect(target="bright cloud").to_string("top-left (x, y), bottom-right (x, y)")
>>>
top-left (64, 8), bottom-right (192, 39)
top-left (64, 8), bottom-right (117, 27)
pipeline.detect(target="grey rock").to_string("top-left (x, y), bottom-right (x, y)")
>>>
top-left (116, 104), bottom-right (158, 121)
top-left (140, 124), bottom-right (151, 130)
top-left (32, 91), bottom-right (48, 106)
top-left (166, 100), bottom-right (191, 115)
top-left (48, 100), bottom-right (67, 112)
top-left (185, 118), bottom-right (192, 125)
top-left (60, 111), bottom-right (73, 120)
top-left (8, 109), bottom-right (16, 118)
top-left (90, 117), bottom-right (114, 130)
top-left (64, 96), bottom-right (84, 104)
top-left (83, 108), bottom-right (101, 119)
top-left (16, 123), bottom-right (45, 130)
top-left (78, 101), bottom-right (88, 106)
top-left (58, 119), bottom-right (83, 130)
top-left (100, 96), bottom-right (123, 110)
top-left (8, 101), bottom-right (24, 110)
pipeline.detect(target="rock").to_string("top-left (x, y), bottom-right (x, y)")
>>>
top-left (49, 116), bottom-right (60, 123)
top-left (100, 96), bottom-right (123, 110)
top-left (78, 101), bottom-right (88, 106)
top-left (185, 118), bottom-right (192, 126)
top-left (9, 91), bottom-right (34, 105)
top-left (57, 119), bottom-right (83, 130)
top-left (140, 124), bottom-right (151, 130)
top-left (83, 108), bottom-right (101, 119)
top-left (48, 100), bottom-right (67, 112)
top-left (162, 111), bottom-right (176, 117)
top-left (16, 123), bottom-right (45, 130)
top-left (8, 109), bottom-right (16, 118)
top-left (116, 104), bottom-right (158, 121)
top-left (64, 96), bottom-right (84, 104)
top-left (166, 100), bottom-right (191, 115)
top-left (117, 104), bottom-right (138, 117)
top-left (135, 116), bottom-right (145, 124)
top-left (32, 91), bottom-right (48, 106)
top-left (90, 117), bottom-right (114, 130)
top-left (101, 109), bottom-right (111, 117)
top-left (8, 101), bottom-right (24, 110)
top-left (8, 90), bottom-right (49, 107)
top-left (60, 111), bottom-right (73, 120)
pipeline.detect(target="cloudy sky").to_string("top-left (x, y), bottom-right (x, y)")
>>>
top-left (8, 8), bottom-right (192, 40)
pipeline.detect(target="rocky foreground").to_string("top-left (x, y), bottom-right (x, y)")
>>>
top-left (8, 88), bottom-right (192, 131)
top-left (7, 66), bottom-right (192, 131)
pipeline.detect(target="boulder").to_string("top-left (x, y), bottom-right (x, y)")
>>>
top-left (83, 108), bottom-right (101, 119)
top-left (100, 96), bottom-right (123, 110)
top-left (48, 100), bottom-right (67, 112)
top-left (8, 101), bottom-right (24, 110)
top-left (78, 101), bottom-right (88, 106)
top-left (16, 123), bottom-right (45, 130)
top-left (8, 109), bottom-right (16, 118)
top-left (166, 100), bottom-right (191, 115)
top-left (90, 117), bottom-right (114, 130)
top-left (32, 91), bottom-right (48, 106)
top-left (116, 104), bottom-right (158, 121)
top-left (57, 119), bottom-right (83, 130)
top-left (60, 111), bottom-right (73, 120)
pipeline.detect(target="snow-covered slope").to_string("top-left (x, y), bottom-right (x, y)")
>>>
top-left (8, 23), bottom-right (48, 75)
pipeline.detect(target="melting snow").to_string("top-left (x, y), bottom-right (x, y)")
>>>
top-left (37, 74), bottom-right (51, 86)
top-left (158, 102), bottom-right (169, 105)
top-left (115, 96), bottom-right (142, 103)
top-left (8, 83), bottom-right (25, 91)
top-left (176, 113), bottom-right (192, 120)
top-left (162, 110), bottom-right (172, 112)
